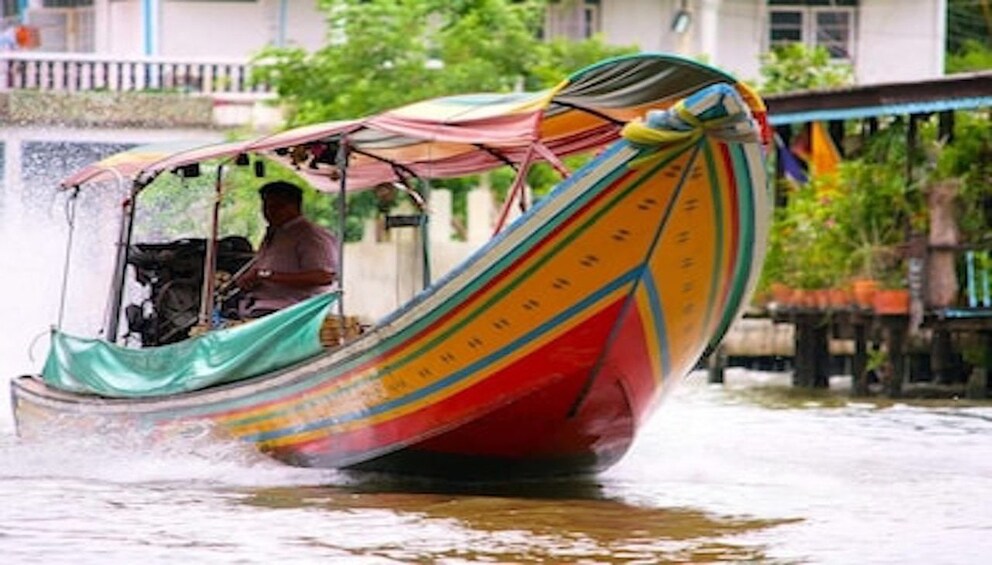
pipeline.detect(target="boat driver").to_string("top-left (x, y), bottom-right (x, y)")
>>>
top-left (234, 180), bottom-right (339, 318)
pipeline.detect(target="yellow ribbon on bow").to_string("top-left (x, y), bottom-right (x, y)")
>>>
top-left (621, 98), bottom-right (749, 169)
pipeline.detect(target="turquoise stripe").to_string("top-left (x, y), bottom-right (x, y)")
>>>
top-left (156, 143), bottom-right (637, 423)
top-left (177, 141), bottom-right (684, 422)
top-left (245, 267), bottom-right (643, 442)
top-left (642, 270), bottom-right (671, 377)
top-left (142, 0), bottom-right (157, 56)
top-left (700, 141), bottom-right (725, 336)
top-left (567, 141), bottom-right (704, 414)
top-left (769, 97), bottom-right (992, 126)
top-left (172, 139), bottom-right (702, 426)
top-left (709, 144), bottom-right (759, 347)
top-left (235, 140), bottom-right (700, 430)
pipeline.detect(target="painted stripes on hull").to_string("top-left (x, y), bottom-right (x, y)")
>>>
top-left (11, 132), bottom-right (766, 474)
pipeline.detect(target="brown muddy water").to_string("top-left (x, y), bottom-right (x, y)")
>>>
top-left (2, 369), bottom-right (990, 564)
top-left (1, 199), bottom-right (989, 563)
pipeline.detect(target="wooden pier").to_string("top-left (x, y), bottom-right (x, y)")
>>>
top-left (711, 296), bottom-right (992, 399)
top-left (711, 248), bottom-right (991, 398)
top-left (724, 73), bottom-right (992, 399)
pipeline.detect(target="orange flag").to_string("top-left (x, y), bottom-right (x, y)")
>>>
top-left (810, 122), bottom-right (840, 177)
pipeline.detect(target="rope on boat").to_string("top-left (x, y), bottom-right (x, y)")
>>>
top-left (620, 82), bottom-right (766, 169)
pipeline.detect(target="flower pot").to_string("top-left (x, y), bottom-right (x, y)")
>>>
top-left (852, 279), bottom-right (878, 308)
top-left (790, 289), bottom-right (816, 309)
top-left (813, 289), bottom-right (831, 309)
top-left (770, 283), bottom-right (792, 305)
top-left (828, 288), bottom-right (852, 309)
top-left (872, 289), bottom-right (910, 315)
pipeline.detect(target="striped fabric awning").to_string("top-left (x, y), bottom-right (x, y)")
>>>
top-left (61, 53), bottom-right (740, 193)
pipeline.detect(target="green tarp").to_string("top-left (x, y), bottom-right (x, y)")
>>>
top-left (42, 292), bottom-right (338, 398)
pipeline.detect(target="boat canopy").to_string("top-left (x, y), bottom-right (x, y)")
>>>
top-left (59, 54), bottom-right (743, 193)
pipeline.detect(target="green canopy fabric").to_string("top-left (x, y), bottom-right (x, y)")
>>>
top-left (42, 292), bottom-right (338, 398)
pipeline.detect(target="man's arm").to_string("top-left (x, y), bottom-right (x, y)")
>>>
top-left (260, 268), bottom-right (335, 287)
top-left (236, 266), bottom-right (335, 290)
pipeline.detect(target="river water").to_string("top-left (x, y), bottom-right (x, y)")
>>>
top-left (2, 364), bottom-right (991, 564)
top-left (2, 173), bottom-right (991, 564)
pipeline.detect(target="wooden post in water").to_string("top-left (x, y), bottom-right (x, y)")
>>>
top-left (881, 315), bottom-right (908, 398)
top-left (966, 331), bottom-right (992, 400)
top-left (927, 179), bottom-right (961, 384)
top-left (793, 312), bottom-right (830, 388)
top-left (852, 319), bottom-right (870, 396)
top-left (706, 344), bottom-right (727, 384)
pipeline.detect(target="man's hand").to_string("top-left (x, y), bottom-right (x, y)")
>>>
top-left (235, 267), bottom-right (262, 290)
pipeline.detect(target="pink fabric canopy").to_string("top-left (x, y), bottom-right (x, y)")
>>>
top-left (61, 54), bottom-right (741, 192)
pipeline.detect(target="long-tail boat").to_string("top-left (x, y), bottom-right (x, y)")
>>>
top-left (10, 54), bottom-right (770, 478)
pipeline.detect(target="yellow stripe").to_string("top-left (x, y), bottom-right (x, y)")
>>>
top-left (222, 147), bottom-right (702, 443)
top-left (246, 285), bottom-right (633, 448)
top-left (647, 144), bottom-right (722, 375)
top-left (632, 284), bottom-right (664, 383)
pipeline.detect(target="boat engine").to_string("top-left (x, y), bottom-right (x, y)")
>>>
top-left (124, 236), bottom-right (254, 346)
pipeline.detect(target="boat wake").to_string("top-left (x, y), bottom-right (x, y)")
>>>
top-left (0, 426), bottom-right (343, 489)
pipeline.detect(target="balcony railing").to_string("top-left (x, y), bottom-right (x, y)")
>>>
top-left (0, 51), bottom-right (271, 95)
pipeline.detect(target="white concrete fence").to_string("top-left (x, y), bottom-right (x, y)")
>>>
top-left (0, 51), bottom-right (269, 94)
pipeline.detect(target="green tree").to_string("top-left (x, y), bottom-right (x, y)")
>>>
top-left (947, 0), bottom-right (992, 56)
top-left (928, 112), bottom-right (992, 241)
top-left (757, 43), bottom-right (854, 94)
top-left (250, 0), bottom-right (635, 238)
top-left (946, 39), bottom-right (992, 73)
top-left (252, 0), bottom-right (634, 126)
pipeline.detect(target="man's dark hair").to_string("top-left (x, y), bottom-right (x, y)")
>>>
top-left (259, 180), bottom-right (303, 208)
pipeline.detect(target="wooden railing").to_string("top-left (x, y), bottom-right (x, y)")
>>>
top-left (0, 52), bottom-right (271, 95)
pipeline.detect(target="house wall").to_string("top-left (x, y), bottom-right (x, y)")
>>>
top-left (708, 0), bottom-right (765, 82)
top-left (31, 0), bottom-right (947, 84)
top-left (600, 0), bottom-right (945, 85)
top-left (857, 0), bottom-right (946, 83)
top-left (92, 0), bottom-right (326, 58)
top-left (159, 1), bottom-right (271, 58)
top-left (599, 0), bottom-right (677, 53)
top-left (104, 0), bottom-right (142, 55)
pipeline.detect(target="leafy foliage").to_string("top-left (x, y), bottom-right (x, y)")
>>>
top-left (928, 112), bottom-right (992, 240)
top-left (249, 0), bottom-right (636, 236)
top-left (758, 43), bottom-right (854, 94)
top-left (252, 0), bottom-right (635, 125)
top-left (762, 159), bottom-right (911, 291)
top-left (134, 159), bottom-right (338, 246)
top-left (947, 0), bottom-right (992, 57)
top-left (946, 39), bottom-right (992, 73)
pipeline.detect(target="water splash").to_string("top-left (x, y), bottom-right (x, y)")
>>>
top-left (0, 418), bottom-right (342, 489)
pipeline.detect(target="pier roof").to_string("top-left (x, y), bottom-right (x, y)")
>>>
top-left (765, 71), bottom-right (992, 125)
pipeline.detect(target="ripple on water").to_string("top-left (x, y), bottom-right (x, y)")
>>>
top-left (1, 368), bottom-right (992, 563)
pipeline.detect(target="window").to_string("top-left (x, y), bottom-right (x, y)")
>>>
top-left (41, 0), bottom-right (94, 6)
top-left (545, 0), bottom-right (601, 41)
top-left (769, 1), bottom-right (857, 59)
top-left (2, 0), bottom-right (19, 18)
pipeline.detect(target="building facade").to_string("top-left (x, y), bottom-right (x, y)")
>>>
top-left (3, 0), bottom-right (326, 57)
top-left (548, 0), bottom-right (947, 85)
top-left (3, 0), bottom-right (946, 85)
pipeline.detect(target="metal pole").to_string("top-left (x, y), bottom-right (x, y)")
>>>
top-left (198, 162), bottom-right (225, 326)
top-left (56, 187), bottom-right (80, 331)
top-left (419, 177), bottom-right (432, 290)
top-left (335, 140), bottom-right (349, 322)
top-left (103, 169), bottom-right (137, 342)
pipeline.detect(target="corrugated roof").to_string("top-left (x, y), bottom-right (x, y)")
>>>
top-left (770, 95), bottom-right (992, 125)
top-left (765, 71), bottom-right (992, 125)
